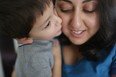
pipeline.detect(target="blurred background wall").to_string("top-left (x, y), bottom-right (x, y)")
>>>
top-left (0, 35), bottom-right (17, 77)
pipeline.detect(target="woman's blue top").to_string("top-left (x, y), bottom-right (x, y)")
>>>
top-left (62, 44), bottom-right (116, 77)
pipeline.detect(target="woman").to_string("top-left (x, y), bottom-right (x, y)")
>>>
top-left (55, 0), bottom-right (116, 77)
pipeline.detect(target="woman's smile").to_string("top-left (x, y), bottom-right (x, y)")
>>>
top-left (71, 30), bottom-right (86, 38)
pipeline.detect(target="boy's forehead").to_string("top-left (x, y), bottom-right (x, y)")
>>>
top-left (35, 1), bottom-right (53, 27)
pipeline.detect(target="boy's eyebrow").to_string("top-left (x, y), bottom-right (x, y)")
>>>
top-left (45, 15), bottom-right (51, 23)
top-left (41, 15), bottom-right (51, 27)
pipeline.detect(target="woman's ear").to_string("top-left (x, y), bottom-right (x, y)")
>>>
top-left (16, 37), bottom-right (33, 44)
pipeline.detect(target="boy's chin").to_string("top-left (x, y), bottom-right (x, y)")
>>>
top-left (55, 31), bottom-right (62, 37)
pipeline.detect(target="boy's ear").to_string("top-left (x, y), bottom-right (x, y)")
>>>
top-left (16, 37), bottom-right (33, 44)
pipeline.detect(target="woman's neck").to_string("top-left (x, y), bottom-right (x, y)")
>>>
top-left (63, 45), bottom-right (83, 65)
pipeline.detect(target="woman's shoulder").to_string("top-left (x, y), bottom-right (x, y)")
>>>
top-left (111, 43), bottom-right (116, 52)
top-left (108, 43), bottom-right (116, 60)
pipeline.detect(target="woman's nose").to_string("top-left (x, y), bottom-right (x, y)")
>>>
top-left (70, 11), bottom-right (82, 29)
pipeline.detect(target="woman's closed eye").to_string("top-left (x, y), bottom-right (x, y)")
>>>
top-left (83, 1), bottom-right (98, 13)
top-left (57, 1), bottom-right (73, 13)
top-left (60, 8), bottom-right (73, 13)
top-left (83, 7), bottom-right (96, 13)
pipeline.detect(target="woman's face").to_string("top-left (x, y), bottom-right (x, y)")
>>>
top-left (56, 0), bottom-right (100, 45)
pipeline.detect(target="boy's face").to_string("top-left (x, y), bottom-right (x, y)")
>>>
top-left (29, 2), bottom-right (62, 40)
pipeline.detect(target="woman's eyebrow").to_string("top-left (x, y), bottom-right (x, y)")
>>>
top-left (83, 0), bottom-right (93, 3)
top-left (58, 0), bottom-right (72, 4)
top-left (58, 0), bottom-right (93, 3)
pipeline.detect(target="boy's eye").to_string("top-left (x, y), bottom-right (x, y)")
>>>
top-left (44, 21), bottom-right (50, 29)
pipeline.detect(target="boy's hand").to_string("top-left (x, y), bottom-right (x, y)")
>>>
top-left (52, 39), bottom-right (62, 77)
top-left (16, 37), bottom-right (33, 44)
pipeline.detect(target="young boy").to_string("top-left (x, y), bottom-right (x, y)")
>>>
top-left (0, 0), bottom-right (62, 77)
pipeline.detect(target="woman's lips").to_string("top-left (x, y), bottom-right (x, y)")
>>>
top-left (71, 30), bottom-right (85, 38)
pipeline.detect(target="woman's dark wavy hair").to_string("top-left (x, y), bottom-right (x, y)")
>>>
top-left (59, 0), bottom-right (116, 61)
top-left (0, 0), bottom-right (51, 38)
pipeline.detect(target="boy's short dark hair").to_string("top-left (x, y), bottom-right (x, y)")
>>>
top-left (0, 0), bottom-right (51, 38)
